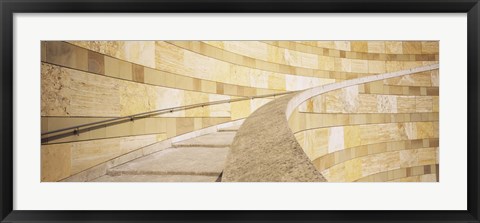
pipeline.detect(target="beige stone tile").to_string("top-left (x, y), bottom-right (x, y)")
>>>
top-left (367, 41), bottom-right (385, 53)
top-left (163, 72), bottom-right (176, 88)
top-left (403, 42), bottom-right (423, 54)
top-left (334, 58), bottom-right (351, 72)
top-left (175, 75), bottom-right (194, 91)
top-left (119, 81), bottom-right (156, 116)
top-left (431, 69), bottom-right (439, 87)
top-left (385, 41), bottom-right (403, 54)
top-left (231, 100), bottom-right (251, 120)
top-left (386, 61), bottom-right (404, 72)
top-left (397, 96), bottom-right (416, 113)
top-left (432, 96), bottom-right (439, 112)
top-left (416, 122), bottom-right (435, 138)
top-left (325, 163), bottom-right (346, 182)
top-left (351, 41), bottom-right (368, 53)
top-left (419, 174), bottom-right (437, 182)
top-left (144, 67), bottom-right (165, 86)
top-left (104, 56), bottom-right (120, 78)
top-left (165, 118), bottom-right (176, 138)
top-left (184, 91), bottom-right (209, 117)
top-left (131, 118), bottom-right (146, 135)
top-left (318, 55), bottom-right (335, 71)
top-left (118, 60), bottom-right (133, 80)
top-left (376, 95), bottom-right (398, 113)
top-left (201, 80), bottom-right (217, 93)
top-left (46, 41), bottom-right (88, 71)
top-left (385, 71), bottom-right (432, 86)
top-left (421, 41), bottom-right (439, 54)
top-left (41, 144), bottom-right (72, 182)
top-left (367, 81), bottom-right (384, 94)
top-left (351, 59), bottom-right (369, 73)
top-left (304, 128), bottom-right (329, 160)
top-left (132, 64), bottom-right (144, 83)
top-left (327, 126), bottom-right (344, 153)
top-left (106, 121), bottom-right (133, 138)
top-left (223, 84), bottom-right (238, 95)
top-left (176, 118), bottom-right (194, 135)
top-left (344, 158), bottom-right (363, 181)
top-left (41, 63), bottom-right (122, 117)
top-left (417, 147), bottom-right (438, 166)
top-left (71, 135), bottom-right (157, 175)
top-left (368, 60), bottom-right (386, 74)
top-left (88, 50), bottom-right (105, 75)
top-left (416, 97), bottom-right (433, 112)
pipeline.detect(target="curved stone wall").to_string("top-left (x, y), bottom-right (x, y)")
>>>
top-left (286, 41), bottom-right (439, 182)
top-left (223, 63), bottom-right (438, 182)
top-left (41, 40), bottom-right (439, 182)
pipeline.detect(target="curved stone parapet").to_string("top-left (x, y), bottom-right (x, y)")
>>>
top-left (223, 64), bottom-right (439, 182)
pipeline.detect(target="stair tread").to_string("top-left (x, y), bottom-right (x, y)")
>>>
top-left (172, 132), bottom-right (236, 147)
top-left (218, 125), bottom-right (241, 132)
top-left (108, 147), bottom-right (230, 176)
top-left (92, 174), bottom-right (219, 182)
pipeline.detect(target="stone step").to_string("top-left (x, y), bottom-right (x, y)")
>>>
top-left (92, 174), bottom-right (220, 182)
top-left (218, 125), bottom-right (241, 132)
top-left (107, 147), bottom-right (230, 177)
top-left (172, 132), bottom-right (236, 148)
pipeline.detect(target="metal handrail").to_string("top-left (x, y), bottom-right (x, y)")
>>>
top-left (41, 91), bottom-right (296, 137)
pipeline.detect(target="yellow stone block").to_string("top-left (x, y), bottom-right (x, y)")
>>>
top-left (319, 55), bottom-right (335, 71)
top-left (344, 158), bottom-right (363, 182)
top-left (417, 147), bottom-right (438, 165)
top-left (368, 80), bottom-right (384, 94)
top-left (41, 144), bottom-right (72, 182)
top-left (267, 74), bottom-right (286, 90)
top-left (118, 60), bottom-right (133, 80)
top-left (386, 61), bottom-right (404, 72)
top-left (367, 41), bottom-right (385, 53)
top-left (433, 96), bottom-right (439, 112)
top-left (175, 75), bottom-right (195, 91)
top-left (344, 125), bottom-right (361, 149)
top-left (351, 41), bottom-right (368, 53)
top-left (421, 41), bottom-right (439, 54)
top-left (326, 163), bottom-right (346, 182)
top-left (104, 56), bottom-right (120, 78)
top-left (304, 128), bottom-right (329, 160)
top-left (368, 60), bottom-right (386, 74)
top-left (397, 96), bottom-right (416, 113)
top-left (385, 41), bottom-right (403, 54)
top-left (144, 67), bottom-right (165, 86)
top-left (416, 97), bottom-right (433, 112)
top-left (416, 122), bottom-right (435, 138)
top-left (351, 59), bottom-right (369, 73)
top-left (334, 41), bottom-right (351, 51)
top-left (403, 41), bottom-right (423, 54)
top-left (231, 100), bottom-right (251, 120)
top-left (334, 58), bottom-right (351, 72)
top-left (201, 80), bottom-right (217, 93)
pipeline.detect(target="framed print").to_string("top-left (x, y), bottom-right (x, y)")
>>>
top-left (1, 0), bottom-right (479, 222)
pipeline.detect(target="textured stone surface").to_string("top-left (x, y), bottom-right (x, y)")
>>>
top-left (172, 132), bottom-right (236, 148)
top-left (288, 65), bottom-right (439, 182)
top-left (224, 64), bottom-right (439, 182)
top-left (92, 174), bottom-right (218, 182)
top-left (69, 41), bottom-right (155, 68)
top-left (223, 94), bottom-right (326, 182)
top-left (108, 147), bottom-right (229, 176)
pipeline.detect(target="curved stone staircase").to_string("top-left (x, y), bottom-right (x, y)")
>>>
top-left (90, 64), bottom-right (439, 183)
top-left (92, 126), bottom-right (240, 182)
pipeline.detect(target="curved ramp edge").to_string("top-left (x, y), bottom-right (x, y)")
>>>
top-left (223, 64), bottom-right (439, 182)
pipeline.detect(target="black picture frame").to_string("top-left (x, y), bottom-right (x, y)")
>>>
top-left (1, 0), bottom-right (479, 222)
